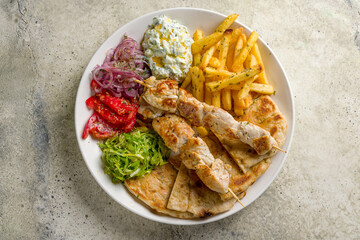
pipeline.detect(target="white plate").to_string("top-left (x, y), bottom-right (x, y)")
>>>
top-left (75, 7), bottom-right (295, 225)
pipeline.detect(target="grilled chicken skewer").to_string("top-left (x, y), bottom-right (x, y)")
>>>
top-left (152, 114), bottom-right (230, 194)
top-left (138, 77), bottom-right (281, 156)
top-left (177, 89), bottom-right (278, 155)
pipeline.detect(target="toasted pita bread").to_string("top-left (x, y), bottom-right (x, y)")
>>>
top-left (221, 95), bottom-right (287, 172)
top-left (167, 163), bottom-right (190, 212)
top-left (167, 162), bottom-right (245, 217)
top-left (239, 95), bottom-right (287, 147)
top-left (125, 163), bottom-right (196, 219)
top-left (187, 170), bottom-right (244, 217)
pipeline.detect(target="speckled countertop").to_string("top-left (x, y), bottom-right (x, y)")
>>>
top-left (0, 0), bottom-right (359, 239)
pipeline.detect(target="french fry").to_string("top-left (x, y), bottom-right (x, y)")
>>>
top-left (212, 90), bottom-right (221, 107)
top-left (194, 126), bottom-right (208, 137)
top-left (249, 83), bottom-right (274, 94)
top-left (218, 30), bottom-right (233, 110)
top-left (198, 69), bottom-right (205, 102)
top-left (216, 14), bottom-right (239, 33)
top-left (205, 68), bottom-right (234, 78)
top-left (193, 54), bottom-right (202, 67)
top-left (251, 43), bottom-right (269, 84)
top-left (227, 28), bottom-right (243, 70)
top-left (244, 54), bottom-right (258, 69)
top-left (233, 90), bottom-right (243, 116)
top-left (233, 33), bottom-right (246, 62)
top-left (256, 71), bottom-right (269, 84)
top-left (205, 76), bottom-right (213, 105)
top-left (239, 94), bottom-right (253, 109)
top-left (222, 89), bottom-right (232, 110)
top-left (233, 94), bottom-right (253, 116)
top-left (241, 33), bottom-right (247, 45)
top-left (230, 31), bottom-right (246, 113)
top-left (208, 57), bottom-right (221, 68)
top-left (226, 44), bottom-right (236, 70)
top-left (232, 77), bottom-right (256, 115)
top-left (193, 29), bottom-right (203, 41)
top-left (181, 67), bottom-right (192, 89)
top-left (192, 32), bottom-right (223, 54)
top-left (232, 31), bottom-right (259, 72)
top-left (211, 73), bottom-right (222, 107)
top-left (230, 28), bottom-right (243, 45)
top-left (191, 67), bottom-right (205, 101)
top-left (200, 42), bottom-right (220, 69)
top-left (233, 107), bottom-right (244, 116)
top-left (236, 78), bottom-right (255, 99)
top-left (218, 29), bottom-right (232, 69)
top-left (191, 67), bottom-right (200, 97)
top-left (226, 85), bottom-right (250, 90)
top-left (193, 30), bottom-right (203, 66)
top-left (206, 65), bottom-right (262, 92)
top-left (213, 48), bottom-right (219, 59)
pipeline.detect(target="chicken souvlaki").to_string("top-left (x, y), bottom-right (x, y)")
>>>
top-left (152, 114), bottom-right (230, 194)
top-left (138, 76), bottom-right (279, 157)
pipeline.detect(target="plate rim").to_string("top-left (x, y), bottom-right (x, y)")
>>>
top-left (74, 7), bottom-right (295, 225)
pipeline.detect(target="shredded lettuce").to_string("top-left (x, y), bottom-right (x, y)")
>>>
top-left (99, 126), bottom-right (170, 183)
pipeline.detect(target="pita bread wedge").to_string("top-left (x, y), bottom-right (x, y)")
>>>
top-left (187, 170), bottom-right (244, 217)
top-left (202, 133), bottom-right (271, 200)
top-left (167, 163), bottom-right (190, 212)
top-left (221, 159), bottom-right (271, 200)
top-left (219, 95), bottom-right (287, 172)
top-left (167, 162), bottom-right (245, 217)
top-left (125, 163), bottom-right (196, 219)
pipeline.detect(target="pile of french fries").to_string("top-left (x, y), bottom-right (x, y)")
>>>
top-left (181, 14), bottom-right (275, 116)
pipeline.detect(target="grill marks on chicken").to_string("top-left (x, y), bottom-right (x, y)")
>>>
top-left (152, 114), bottom-right (194, 152)
top-left (152, 115), bottom-right (230, 194)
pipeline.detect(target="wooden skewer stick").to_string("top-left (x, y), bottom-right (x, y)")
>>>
top-left (273, 146), bottom-right (287, 153)
top-left (228, 188), bottom-right (245, 208)
top-left (133, 79), bottom-right (153, 89)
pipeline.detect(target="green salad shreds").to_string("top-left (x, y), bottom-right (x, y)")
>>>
top-left (99, 126), bottom-right (170, 183)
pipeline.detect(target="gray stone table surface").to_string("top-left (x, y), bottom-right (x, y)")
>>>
top-left (0, 0), bottom-right (359, 239)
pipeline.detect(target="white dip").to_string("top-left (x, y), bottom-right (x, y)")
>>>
top-left (142, 15), bottom-right (193, 83)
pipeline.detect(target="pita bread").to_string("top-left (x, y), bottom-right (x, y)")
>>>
top-left (125, 163), bottom-right (196, 219)
top-left (221, 95), bottom-right (287, 172)
top-left (187, 170), bottom-right (244, 217)
top-left (167, 162), bottom-right (245, 217)
top-left (239, 95), bottom-right (287, 147)
top-left (167, 163), bottom-right (190, 212)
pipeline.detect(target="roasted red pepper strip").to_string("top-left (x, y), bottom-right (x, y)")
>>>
top-left (122, 111), bottom-right (137, 133)
top-left (82, 113), bottom-right (116, 139)
top-left (86, 96), bottom-right (128, 125)
top-left (95, 93), bottom-right (136, 116)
